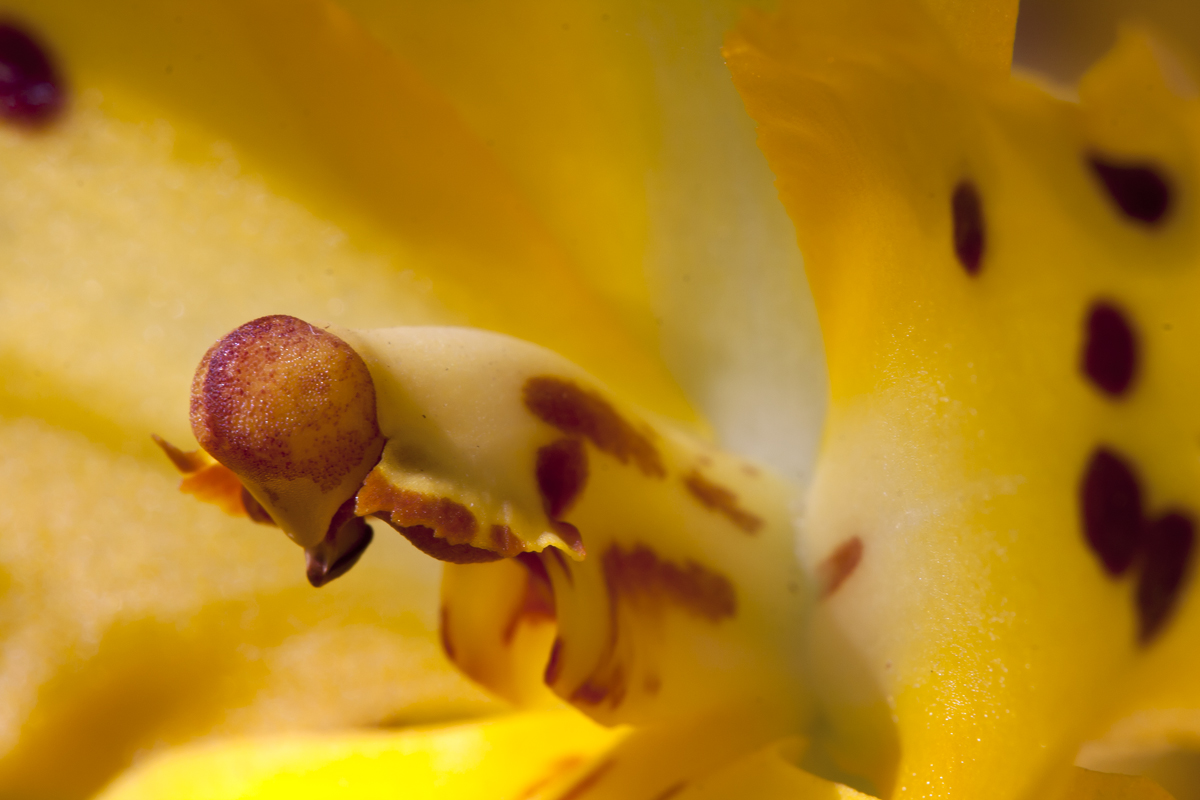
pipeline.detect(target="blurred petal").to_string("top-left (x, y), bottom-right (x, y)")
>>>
top-left (2, 0), bottom-right (695, 422)
top-left (0, 43), bottom-right (504, 797)
top-left (95, 710), bottom-right (620, 800)
top-left (0, 416), bottom-right (498, 798)
top-left (730, 0), bottom-right (1200, 797)
top-left (333, 0), bottom-right (829, 481)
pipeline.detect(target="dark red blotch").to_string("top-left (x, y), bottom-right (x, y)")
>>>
top-left (951, 180), bottom-right (985, 276)
top-left (1089, 155), bottom-right (1172, 225)
top-left (536, 438), bottom-right (588, 519)
top-left (1081, 447), bottom-right (1144, 576)
top-left (1137, 512), bottom-right (1194, 644)
top-left (1082, 301), bottom-right (1138, 397)
top-left (0, 22), bottom-right (64, 125)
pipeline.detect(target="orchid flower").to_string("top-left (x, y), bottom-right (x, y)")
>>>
top-left (1, 0), bottom-right (1198, 799)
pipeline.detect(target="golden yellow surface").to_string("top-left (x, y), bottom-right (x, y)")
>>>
top-left (0, 0), bottom-right (1196, 797)
top-left (96, 710), bottom-right (620, 800)
top-left (729, 0), bottom-right (1200, 797)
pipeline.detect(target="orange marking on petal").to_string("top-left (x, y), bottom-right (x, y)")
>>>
top-left (158, 433), bottom-right (277, 525)
top-left (817, 536), bottom-right (864, 599)
top-left (683, 469), bottom-right (764, 534)
top-left (603, 543), bottom-right (737, 622)
top-left (524, 376), bottom-right (665, 477)
top-left (356, 469), bottom-right (477, 543)
top-left (176, 462), bottom-right (264, 522)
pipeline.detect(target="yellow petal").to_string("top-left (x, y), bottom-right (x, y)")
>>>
top-left (0, 71), bottom-right (495, 798)
top-left (94, 710), bottom-right (620, 800)
top-left (918, 0), bottom-right (1019, 74)
top-left (1063, 768), bottom-right (1176, 800)
top-left (5, 0), bottom-right (695, 424)
top-left (0, 417), bottom-right (498, 798)
top-left (729, 1), bottom-right (1200, 796)
top-left (328, 0), bottom-right (830, 481)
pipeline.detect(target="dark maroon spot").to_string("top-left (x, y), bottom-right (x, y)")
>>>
top-left (1081, 447), bottom-right (1144, 576)
top-left (1082, 301), bottom-right (1138, 397)
top-left (0, 23), bottom-right (64, 125)
top-left (1089, 155), bottom-right (1172, 225)
top-left (1137, 512), bottom-right (1194, 644)
top-left (536, 438), bottom-right (588, 519)
top-left (951, 180), bottom-right (985, 275)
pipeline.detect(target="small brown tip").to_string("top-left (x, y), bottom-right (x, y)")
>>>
top-left (305, 515), bottom-right (374, 587)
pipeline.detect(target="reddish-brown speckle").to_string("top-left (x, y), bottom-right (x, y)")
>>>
top-left (537, 438), bottom-right (589, 519)
top-left (603, 543), bottom-right (737, 622)
top-left (818, 536), bottom-right (863, 599)
top-left (191, 315), bottom-right (382, 491)
top-left (524, 376), bottom-right (665, 477)
top-left (683, 469), bottom-right (764, 534)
